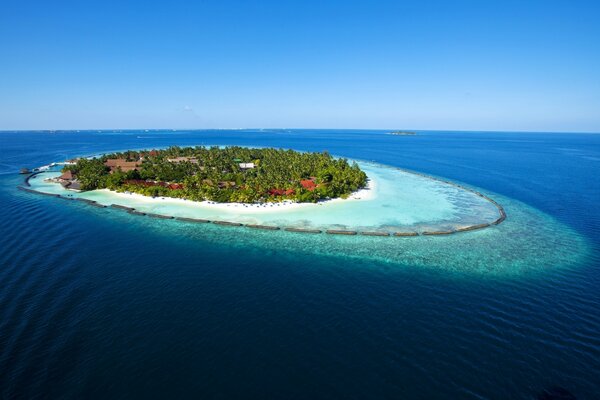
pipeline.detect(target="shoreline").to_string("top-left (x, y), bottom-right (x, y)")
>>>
top-left (21, 158), bottom-right (505, 236)
top-left (94, 178), bottom-right (377, 214)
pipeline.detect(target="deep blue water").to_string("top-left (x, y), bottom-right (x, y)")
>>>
top-left (0, 129), bottom-right (599, 399)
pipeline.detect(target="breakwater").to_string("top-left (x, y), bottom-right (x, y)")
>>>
top-left (23, 171), bottom-right (45, 187)
top-left (397, 167), bottom-right (507, 228)
top-left (18, 168), bottom-right (506, 237)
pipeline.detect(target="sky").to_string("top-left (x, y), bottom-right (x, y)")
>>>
top-left (0, 0), bottom-right (599, 132)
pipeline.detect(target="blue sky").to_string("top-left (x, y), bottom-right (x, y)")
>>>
top-left (1, 0), bottom-right (599, 132)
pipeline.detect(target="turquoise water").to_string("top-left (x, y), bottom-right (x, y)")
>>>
top-left (26, 178), bottom-right (588, 276)
top-left (29, 160), bottom-right (501, 232)
top-left (27, 160), bottom-right (587, 276)
top-left (1, 129), bottom-right (599, 398)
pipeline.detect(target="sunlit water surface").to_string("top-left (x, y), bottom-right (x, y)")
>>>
top-left (29, 160), bottom-right (502, 232)
top-left (0, 130), bottom-right (598, 399)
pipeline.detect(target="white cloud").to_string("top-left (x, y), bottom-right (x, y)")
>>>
top-left (181, 105), bottom-right (200, 119)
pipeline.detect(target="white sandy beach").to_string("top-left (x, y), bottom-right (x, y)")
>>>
top-left (30, 162), bottom-right (500, 230)
top-left (94, 177), bottom-right (377, 214)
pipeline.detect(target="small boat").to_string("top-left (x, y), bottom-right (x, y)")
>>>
top-left (19, 168), bottom-right (30, 174)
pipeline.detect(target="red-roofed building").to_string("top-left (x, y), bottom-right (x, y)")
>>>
top-left (59, 170), bottom-right (75, 180)
top-left (269, 188), bottom-right (295, 196)
top-left (104, 159), bottom-right (141, 173)
top-left (300, 179), bottom-right (316, 191)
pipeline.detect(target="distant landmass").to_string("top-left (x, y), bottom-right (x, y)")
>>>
top-left (387, 131), bottom-right (416, 136)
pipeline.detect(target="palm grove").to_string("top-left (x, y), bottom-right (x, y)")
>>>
top-left (64, 146), bottom-right (368, 203)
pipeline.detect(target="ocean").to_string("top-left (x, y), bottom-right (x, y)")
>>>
top-left (0, 129), bottom-right (599, 399)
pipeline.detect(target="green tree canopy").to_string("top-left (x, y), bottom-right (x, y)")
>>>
top-left (65, 146), bottom-right (368, 203)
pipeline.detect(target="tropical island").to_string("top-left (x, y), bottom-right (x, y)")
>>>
top-left (58, 146), bottom-right (368, 203)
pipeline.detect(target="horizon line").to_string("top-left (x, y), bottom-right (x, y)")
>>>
top-left (1, 128), bottom-right (599, 135)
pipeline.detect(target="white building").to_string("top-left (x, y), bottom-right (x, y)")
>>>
top-left (239, 162), bottom-right (255, 170)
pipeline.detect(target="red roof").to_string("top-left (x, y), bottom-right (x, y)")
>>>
top-left (300, 179), bottom-right (316, 191)
top-left (59, 170), bottom-right (74, 180)
top-left (105, 159), bottom-right (141, 173)
top-left (104, 158), bottom-right (127, 167)
top-left (269, 188), bottom-right (295, 196)
top-left (124, 180), bottom-right (168, 187)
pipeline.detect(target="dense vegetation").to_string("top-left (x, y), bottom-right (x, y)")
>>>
top-left (64, 146), bottom-right (368, 203)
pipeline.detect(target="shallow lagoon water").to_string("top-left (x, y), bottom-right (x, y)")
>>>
top-left (29, 161), bottom-right (501, 232)
top-left (32, 188), bottom-right (585, 277)
top-left (26, 156), bottom-right (587, 276)
top-left (1, 129), bottom-right (599, 399)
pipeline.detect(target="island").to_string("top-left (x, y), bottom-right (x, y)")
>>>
top-left (387, 131), bottom-right (416, 135)
top-left (57, 146), bottom-right (368, 203)
top-left (22, 147), bottom-right (506, 236)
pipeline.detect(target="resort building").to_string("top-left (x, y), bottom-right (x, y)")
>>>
top-left (239, 162), bottom-right (255, 170)
top-left (57, 170), bottom-right (82, 191)
top-left (122, 179), bottom-right (184, 190)
top-left (167, 157), bottom-right (199, 164)
top-left (59, 170), bottom-right (75, 181)
top-left (64, 181), bottom-right (81, 190)
top-left (104, 159), bottom-right (141, 173)
top-left (300, 179), bottom-right (317, 191)
top-left (269, 188), bottom-right (295, 196)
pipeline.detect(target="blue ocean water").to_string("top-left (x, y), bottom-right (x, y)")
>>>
top-left (0, 130), bottom-right (599, 399)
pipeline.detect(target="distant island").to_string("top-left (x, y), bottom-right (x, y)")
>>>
top-left (387, 131), bottom-right (416, 135)
top-left (58, 146), bottom-right (367, 203)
